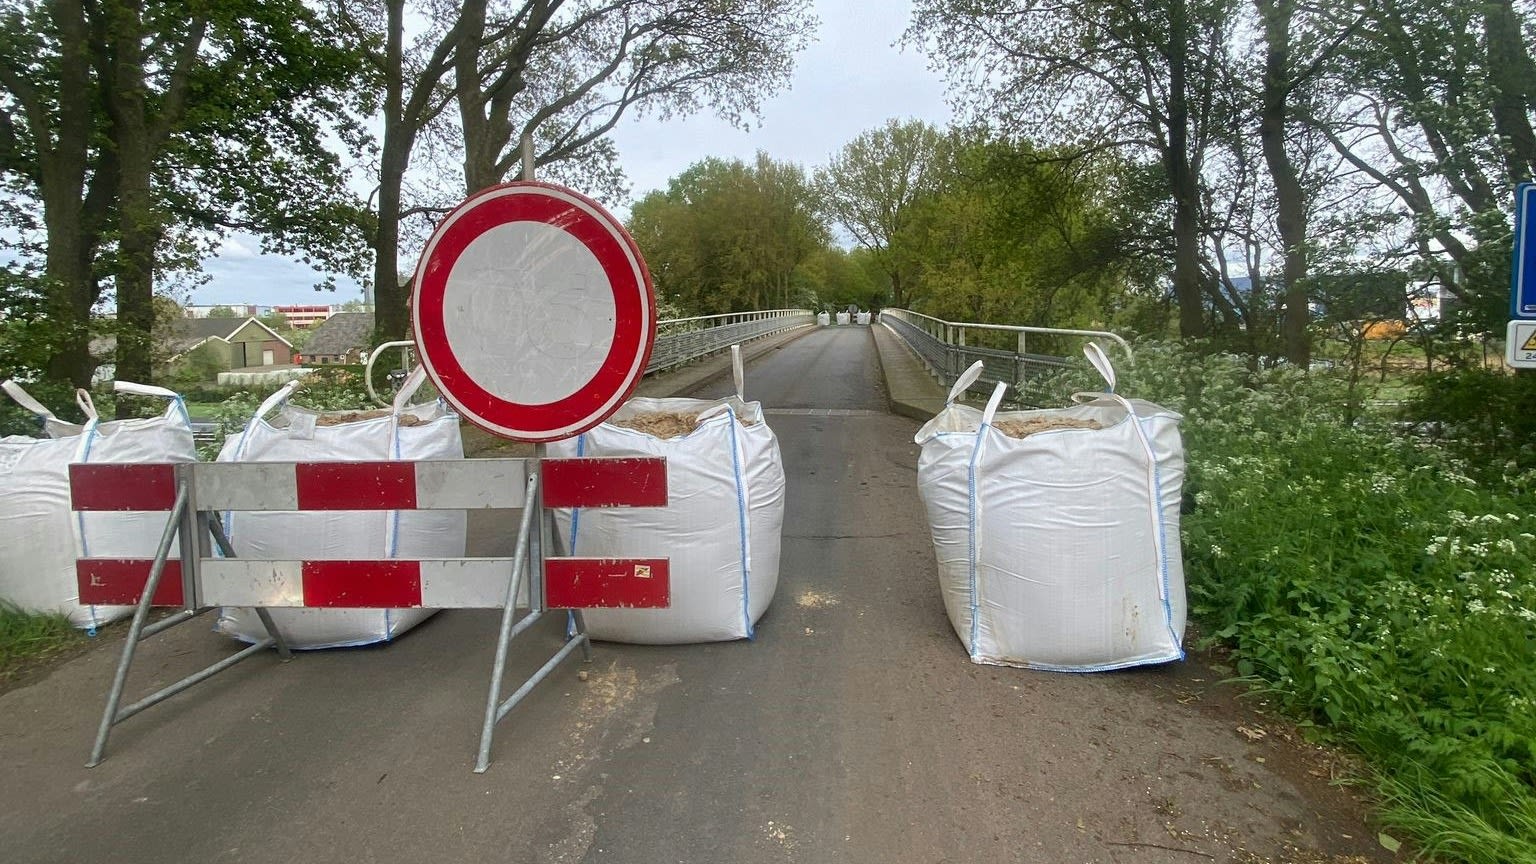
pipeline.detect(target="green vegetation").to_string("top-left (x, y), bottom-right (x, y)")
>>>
top-left (0, 602), bottom-right (87, 684)
top-left (4, 2), bottom-right (1536, 857)
top-left (1121, 344), bottom-right (1536, 863)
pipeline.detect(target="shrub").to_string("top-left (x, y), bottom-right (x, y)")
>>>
top-left (1125, 342), bottom-right (1536, 863)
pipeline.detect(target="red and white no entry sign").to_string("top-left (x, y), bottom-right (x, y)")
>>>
top-left (411, 181), bottom-right (656, 442)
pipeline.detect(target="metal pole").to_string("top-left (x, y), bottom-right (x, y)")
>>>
top-left (521, 132), bottom-right (535, 182)
top-left (87, 486), bottom-right (188, 768)
top-left (493, 634), bottom-right (590, 724)
top-left (474, 473), bottom-right (541, 774)
top-left (112, 639), bottom-right (276, 723)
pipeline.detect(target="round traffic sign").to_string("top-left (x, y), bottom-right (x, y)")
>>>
top-left (411, 181), bottom-right (656, 442)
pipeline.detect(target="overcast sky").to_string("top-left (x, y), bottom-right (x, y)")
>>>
top-left (191, 0), bottom-right (952, 308)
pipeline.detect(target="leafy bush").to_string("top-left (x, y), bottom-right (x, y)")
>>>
top-left (197, 365), bottom-right (425, 459)
top-left (1123, 342), bottom-right (1536, 863)
top-left (1406, 367), bottom-right (1536, 486)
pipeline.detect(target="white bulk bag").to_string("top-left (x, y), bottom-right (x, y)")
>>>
top-left (914, 350), bottom-right (1186, 671)
top-left (0, 381), bottom-right (196, 630)
top-left (856, 311), bottom-right (871, 325)
top-left (817, 312), bottom-right (831, 326)
top-left (215, 369), bottom-right (464, 649)
top-left (550, 351), bottom-right (784, 643)
top-left (835, 312), bottom-right (851, 325)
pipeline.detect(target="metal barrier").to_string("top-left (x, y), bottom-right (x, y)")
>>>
top-left (880, 309), bottom-right (1133, 406)
top-left (70, 457), bottom-right (670, 773)
top-left (362, 312), bottom-right (814, 405)
top-left (647, 309), bottom-right (815, 374)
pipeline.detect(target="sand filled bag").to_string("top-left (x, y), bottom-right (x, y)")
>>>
top-left (214, 369), bottom-right (464, 649)
top-left (914, 350), bottom-right (1187, 671)
top-left (549, 350), bottom-right (784, 643)
top-left (0, 381), bottom-right (196, 630)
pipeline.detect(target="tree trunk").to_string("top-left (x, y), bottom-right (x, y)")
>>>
top-left (40, 0), bottom-right (97, 389)
top-left (105, 0), bottom-right (157, 404)
top-left (454, 0), bottom-right (504, 194)
top-left (1257, 0), bottom-right (1310, 366)
top-left (372, 0), bottom-right (411, 345)
top-left (1485, 0), bottom-right (1536, 185)
top-left (1166, 0), bottom-right (1206, 339)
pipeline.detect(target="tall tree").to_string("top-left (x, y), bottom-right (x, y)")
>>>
top-left (816, 118), bottom-right (946, 308)
top-left (909, 0), bottom-right (1239, 339)
top-left (628, 154), bottom-right (829, 314)
top-left (338, 0), bottom-right (816, 347)
top-left (897, 136), bottom-right (1126, 330)
top-left (0, 0), bottom-right (373, 391)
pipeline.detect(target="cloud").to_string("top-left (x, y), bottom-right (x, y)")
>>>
top-left (215, 234), bottom-right (259, 260)
top-left (609, 0), bottom-right (950, 206)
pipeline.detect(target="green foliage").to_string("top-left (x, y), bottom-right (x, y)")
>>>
top-left (899, 136), bottom-right (1128, 328)
top-left (1407, 369), bottom-right (1536, 484)
top-left (0, 602), bottom-right (85, 679)
top-left (628, 153), bottom-right (831, 314)
top-left (815, 118), bottom-right (947, 307)
top-left (1125, 342), bottom-right (1536, 861)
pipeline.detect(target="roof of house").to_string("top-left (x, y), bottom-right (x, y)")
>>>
top-left (303, 312), bottom-right (374, 357)
top-left (164, 317), bottom-right (292, 358)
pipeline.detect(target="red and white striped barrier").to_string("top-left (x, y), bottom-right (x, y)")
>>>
top-left (69, 458), bottom-right (670, 611)
top-left (70, 454), bottom-right (672, 772)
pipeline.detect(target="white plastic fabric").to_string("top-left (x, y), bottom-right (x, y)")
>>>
top-left (0, 380), bottom-right (195, 629)
top-left (913, 350), bottom-right (1187, 671)
top-left (816, 312), bottom-right (830, 326)
top-left (855, 312), bottom-right (871, 325)
top-left (215, 369), bottom-right (464, 649)
top-left (835, 312), bottom-right (851, 325)
top-left (550, 353), bottom-right (784, 643)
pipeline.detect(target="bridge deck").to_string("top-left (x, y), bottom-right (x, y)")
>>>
top-left (0, 326), bottom-right (1386, 863)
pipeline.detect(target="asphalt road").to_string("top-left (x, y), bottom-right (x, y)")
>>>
top-left (1, 326), bottom-right (1392, 863)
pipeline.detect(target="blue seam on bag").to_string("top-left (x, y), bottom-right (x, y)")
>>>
top-left (727, 408), bottom-right (753, 640)
top-left (965, 424), bottom-right (984, 660)
top-left (1139, 414), bottom-right (1184, 661)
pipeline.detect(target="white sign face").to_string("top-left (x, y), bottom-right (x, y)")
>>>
top-left (1508, 320), bottom-right (1536, 369)
top-left (411, 181), bottom-right (656, 442)
top-left (440, 221), bottom-right (617, 406)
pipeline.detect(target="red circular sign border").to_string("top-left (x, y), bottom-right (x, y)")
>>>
top-left (411, 181), bottom-right (656, 443)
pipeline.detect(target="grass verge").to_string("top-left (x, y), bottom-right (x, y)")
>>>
top-left (0, 603), bottom-right (89, 690)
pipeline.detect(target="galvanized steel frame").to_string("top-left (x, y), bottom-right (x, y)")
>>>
top-left (82, 460), bottom-right (591, 774)
top-left (879, 309), bottom-right (1133, 405)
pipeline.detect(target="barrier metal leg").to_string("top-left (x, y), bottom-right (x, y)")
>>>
top-left (475, 474), bottom-right (541, 774)
top-left (570, 610), bottom-right (593, 663)
top-left (86, 496), bottom-right (286, 767)
top-left (87, 487), bottom-right (188, 768)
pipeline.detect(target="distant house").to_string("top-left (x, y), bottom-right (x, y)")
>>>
top-left (166, 317), bottom-right (295, 374)
top-left (300, 312), bottom-right (373, 365)
top-left (89, 316), bottom-right (294, 383)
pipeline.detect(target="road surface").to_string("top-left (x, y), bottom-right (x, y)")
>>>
top-left (0, 326), bottom-right (1391, 863)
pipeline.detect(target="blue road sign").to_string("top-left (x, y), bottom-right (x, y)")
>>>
top-left (1513, 182), bottom-right (1536, 318)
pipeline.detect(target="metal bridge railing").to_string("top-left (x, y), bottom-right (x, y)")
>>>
top-left (880, 309), bottom-right (1133, 407)
top-left (647, 309), bottom-right (814, 374)
top-left (364, 310), bottom-right (815, 405)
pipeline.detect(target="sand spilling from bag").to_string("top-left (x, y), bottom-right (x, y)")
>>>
top-left (610, 411), bottom-right (758, 439)
top-left (994, 417), bottom-right (1102, 439)
top-left (315, 410), bottom-right (423, 427)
